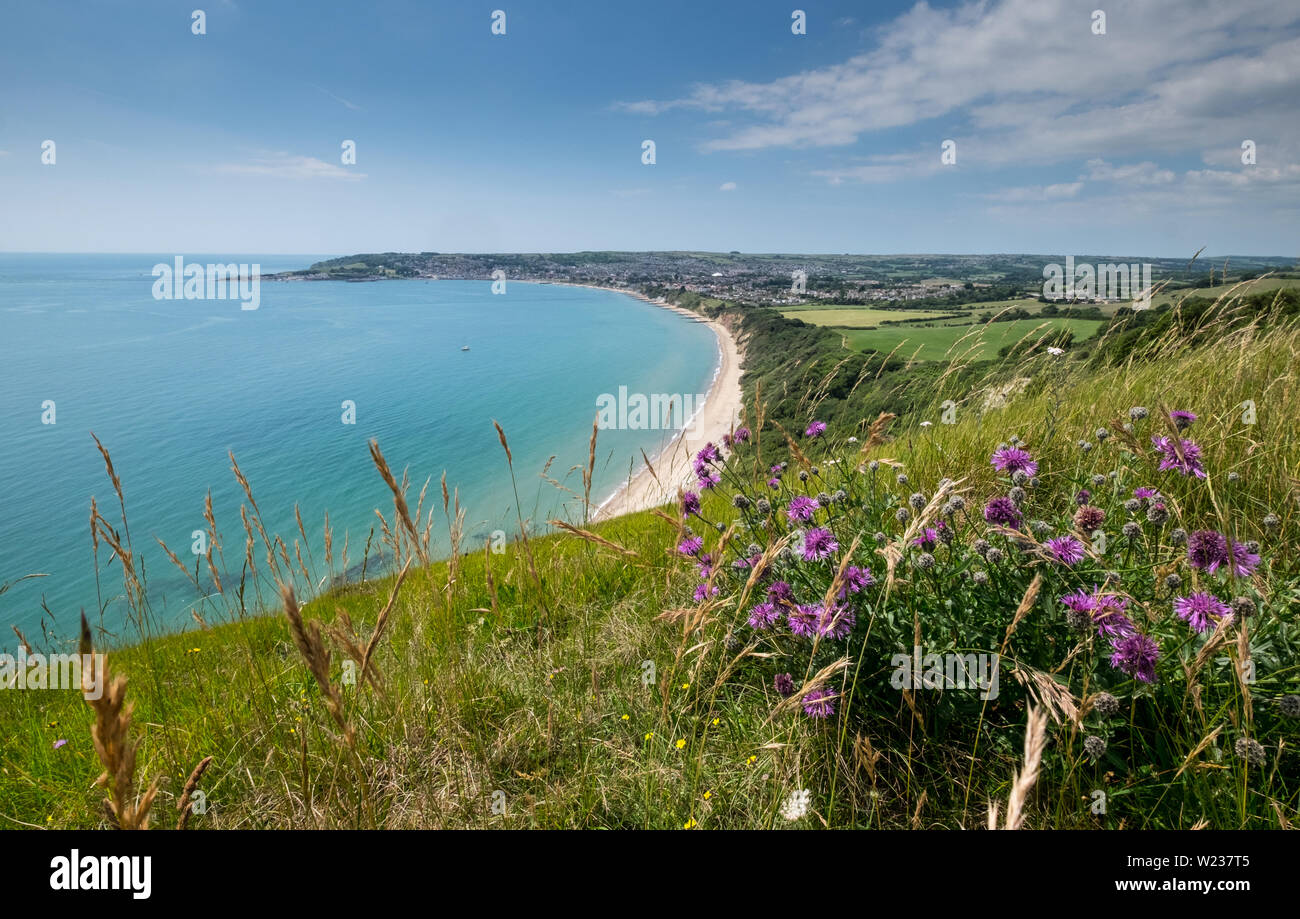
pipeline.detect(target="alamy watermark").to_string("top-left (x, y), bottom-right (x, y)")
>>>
top-left (152, 257), bottom-right (261, 310)
top-left (1043, 256), bottom-right (1152, 309)
top-left (0, 650), bottom-right (105, 700)
top-left (596, 386), bottom-right (705, 431)
top-left (890, 645), bottom-right (1000, 700)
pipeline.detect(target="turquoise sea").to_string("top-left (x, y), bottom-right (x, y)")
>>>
top-left (0, 255), bottom-right (719, 641)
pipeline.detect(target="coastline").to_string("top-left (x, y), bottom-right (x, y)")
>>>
top-left (564, 284), bottom-right (744, 522)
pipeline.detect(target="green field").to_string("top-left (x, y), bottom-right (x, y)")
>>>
top-left (781, 307), bottom-right (959, 326)
top-left (838, 317), bottom-right (1106, 361)
top-left (1147, 276), bottom-right (1300, 308)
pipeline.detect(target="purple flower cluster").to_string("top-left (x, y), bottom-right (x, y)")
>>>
top-left (1151, 435), bottom-right (1206, 478)
top-left (805, 420), bottom-right (827, 439)
top-left (983, 496), bottom-right (1023, 528)
top-left (1174, 592), bottom-right (1233, 633)
top-left (991, 447), bottom-right (1038, 478)
top-left (1044, 535), bottom-right (1086, 566)
top-left (787, 495), bottom-right (819, 522)
top-left (1187, 530), bottom-right (1260, 576)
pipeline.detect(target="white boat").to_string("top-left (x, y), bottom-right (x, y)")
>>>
top-left (461, 345), bottom-right (470, 351)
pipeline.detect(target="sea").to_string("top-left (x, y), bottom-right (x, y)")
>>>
top-left (0, 254), bottom-right (719, 641)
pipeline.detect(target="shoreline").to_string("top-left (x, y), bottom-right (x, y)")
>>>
top-left (558, 283), bottom-right (744, 522)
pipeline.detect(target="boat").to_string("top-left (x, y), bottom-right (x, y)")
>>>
top-left (461, 345), bottom-right (470, 351)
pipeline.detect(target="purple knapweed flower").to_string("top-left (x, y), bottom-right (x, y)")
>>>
top-left (1109, 633), bottom-right (1160, 683)
top-left (733, 426), bottom-right (751, 443)
top-left (991, 447), bottom-right (1039, 478)
top-left (788, 604), bottom-right (820, 638)
top-left (1169, 410), bottom-right (1197, 430)
top-left (1227, 541), bottom-right (1261, 577)
top-left (693, 582), bottom-right (719, 602)
top-left (815, 603), bottom-right (855, 640)
top-left (913, 527), bottom-right (939, 551)
top-left (801, 527), bottom-right (839, 561)
top-left (1060, 588), bottom-right (1096, 615)
top-left (698, 471), bottom-right (720, 490)
top-left (787, 495), bottom-right (820, 522)
top-left (767, 477), bottom-right (781, 490)
top-left (1092, 592), bottom-right (1136, 639)
top-left (805, 420), bottom-right (827, 439)
top-left (677, 536), bottom-right (703, 557)
top-left (983, 496), bottom-right (1023, 528)
top-left (1133, 487), bottom-right (1161, 501)
top-left (747, 602), bottom-right (780, 630)
top-left (838, 565), bottom-right (874, 600)
top-left (767, 581), bottom-right (794, 603)
top-left (1174, 593), bottom-right (1233, 633)
top-left (1187, 530), bottom-right (1229, 572)
top-left (1152, 435), bottom-right (1206, 478)
top-left (802, 688), bottom-right (837, 718)
top-left (1045, 535), bottom-right (1087, 566)
top-left (681, 491), bottom-right (700, 518)
top-left (774, 672), bottom-right (796, 696)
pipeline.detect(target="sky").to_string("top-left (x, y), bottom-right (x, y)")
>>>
top-left (1, 0), bottom-right (1297, 257)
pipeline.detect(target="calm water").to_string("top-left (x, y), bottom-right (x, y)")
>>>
top-left (0, 254), bottom-right (718, 640)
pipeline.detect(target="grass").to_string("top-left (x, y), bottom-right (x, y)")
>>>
top-left (781, 307), bottom-right (960, 325)
top-left (1, 296), bottom-right (1297, 830)
top-left (838, 317), bottom-right (1105, 361)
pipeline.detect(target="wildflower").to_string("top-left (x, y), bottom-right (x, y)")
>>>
top-left (1129, 406), bottom-right (1149, 420)
top-left (780, 789), bottom-right (812, 821)
top-left (676, 739), bottom-right (686, 750)
top-left (1096, 428), bottom-right (1110, 441)
top-left (1091, 692), bottom-right (1120, 718)
top-left (756, 499), bottom-right (771, 514)
top-left (913, 527), bottom-right (939, 551)
top-left (985, 547), bottom-right (1005, 564)
top-left (677, 536), bottom-right (703, 557)
top-left (1187, 530), bottom-right (1229, 572)
top-left (1091, 474), bottom-right (1108, 487)
top-left (913, 552), bottom-right (936, 570)
top-left (1234, 737), bottom-right (1266, 766)
top-left (909, 492), bottom-right (927, 511)
top-left (1045, 535), bottom-right (1086, 566)
top-left (1009, 486), bottom-right (1027, 505)
top-left (895, 507), bottom-right (911, 524)
top-left (1262, 513), bottom-right (1280, 531)
top-left (805, 420), bottom-right (826, 439)
top-left (973, 538), bottom-right (991, 557)
top-left (747, 602), bottom-right (779, 629)
top-left (1146, 502), bottom-right (1168, 525)
top-left (693, 582), bottom-right (719, 602)
top-left (801, 527), bottom-right (839, 561)
top-left (798, 470), bottom-right (810, 482)
top-left (1151, 435), bottom-right (1206, 478)
top-left (767, 477), bottom-right (781, 489)
top-left (1092, 593), bottom-right (1136, 639)
top-left (1124, 498), bottom-right (1142, 514)
top-left (1226, 540), bottom-right (1261, 577)
top-left (1083, 735), bottom-right (1107, 760)
top-left (818, 604), bottom-right (855, 639)
top-left (681, 491), bottom-right (701, 518)
top-left (1168, 527), bottom-right (1187, 545)
top-left (1174, 593), bottom-right (1233, 633)
top-left (696, 442), bottom-right (721, 465)
top-left (774, 673), bottom-right (795, 696)
top-left (802, 688), bottom-right (837, 718)
top-left (1230, 596), bottom-right (1256, 619)
top-left (873, 531), bottom-right (887, 544)
top-left (971, 570), bottom-right (989, 586)
top-left (1169, 409), bottom-right (1197, 430)
top-left (838, 565), bottom-right (874, 599)
top-left (1279, 695), bottom-right (1300, 718)
top-left (1075, 489), bottom-right (1091, 505)
top-left (733, 426), bottom-right (751, 443)
top-left (732, 493), bottom-right (751, 510)
top-left (787, 605), bottom-right (818, 638)
top-left (1109, 632), bottom-right (1160, 683)
top-left (1133, 486), bottom-right (1161, 501)
top-left (621, 714), bottom-right (629, 721)
top-left (991, 447), bottom-right (1038, 478)
top-left (1060, 588), bottom-right (1096, 615)
top-left (767, 581), bottom-right (793, 603)
top-left (983, 496), bottom-right (1023, 528)
top-left (683, 818), bottom-right (697, 829)
top-left (644, 732), bottom-right (654, 741)
top-left (53, 739), bottom-right (68, 750)
top-left (698, 471), bottom-right (720, 490)
top-left (1122, 522), bottom-right (1142, 541)
top-left (1164, 573), bottom-right (1182, 591)
top-left (787, 495), bottom-right (819, 522)
top-left (1078, 440), bottom-right (1092, 453)
top-left (703, 790), bottom-right (713, 799)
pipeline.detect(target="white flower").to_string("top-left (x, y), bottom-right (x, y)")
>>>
top-left (780, 788), bottom-right (812, 821)
top-left (920, 421), bottom-right (933, 427)
top-left (1046, 347), bottom-right (1065, 356)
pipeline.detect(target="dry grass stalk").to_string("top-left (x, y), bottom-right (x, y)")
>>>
top-left (280, 584), bottom-right (355, 750)
top-left (78, 613), bottom-right (159, 829)
top-left (548, 519), bottom-right (639, 557)
top-left (176, 755), bottom-right (214, 830)
top-left (583, 415), bottom-right (598, 522)
top-left (1175, 725), bottom-right (1224, 779)
top-left (989, 705), bottom-right (1048, 830)
top-left (368, 439), bottom-right (428, 566)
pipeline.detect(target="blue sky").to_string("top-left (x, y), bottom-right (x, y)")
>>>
top-left (1, 0), bottom-right (1297, 256)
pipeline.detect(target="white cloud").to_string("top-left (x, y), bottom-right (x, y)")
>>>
top-left (719, 181), bottom-right (737, 191)
top-left (214, 153), bottom-right (365, 181)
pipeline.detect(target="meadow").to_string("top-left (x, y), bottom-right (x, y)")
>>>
top-left (0, 285), bottom-right (1296, 830)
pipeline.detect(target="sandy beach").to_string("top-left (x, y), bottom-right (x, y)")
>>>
top-left (579, 286), bottom-right (745, 521)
